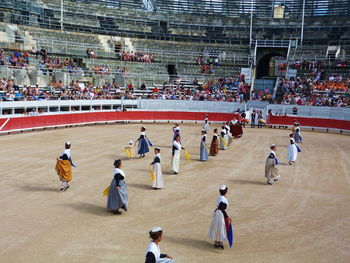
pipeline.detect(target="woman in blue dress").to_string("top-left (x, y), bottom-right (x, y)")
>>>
top-left (200, 130), bottom-right (209, 161)
top-left (136, 126), bottom-right (150, 158)
top-left (107, 159), bottom-right (128, 214)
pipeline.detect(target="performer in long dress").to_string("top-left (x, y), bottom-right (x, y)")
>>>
top-left (287, 134), bottom-right (298, 165)
top-left (208, 185), bottom-right (232, 249)
top-left (171, 135), bottom-right (184, 174)
top-left (210, 128), bottom-right (219, 156)
top-left (219, 126), bottom-right (228, 150)
top-left (150, 147), bottom-right (164, 189)
top-left (265, 144), bottom-right (280, 185)
top-left (294, 124), bottom-right (302, 143)
top-left (145, 227), bottom-right (174, 263)
top-left (173, 123), bottom-right (181, 142)
top-left (55, 141), bottom-right (75, 191)
top-left (136, 127), bottom-right (150, 158)
top-left (200, 130), bottom-right (209, 161)
top-left (107, 159), bottom-right (128, 214)
top-left (225, 123), bottom-right (233, 146)
top-left (203, 114), bottom-right (210, 132)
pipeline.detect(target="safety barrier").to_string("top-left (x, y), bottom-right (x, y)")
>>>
top-left (0, 111), bottom-right (240, 134)
top-left (267, 115), bottom-right (350, 131)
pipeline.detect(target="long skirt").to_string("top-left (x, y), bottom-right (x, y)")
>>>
top-left (107, 179), bottom-right (128, 212)
top-left (208, 210), bottom-right (227, 242)
top-left (171, 149), bottom-right (180, 173)
top-left (157, 258), bottom-right (174, 263)
top-left (231, 124), bottom-right (243, 138)
top-left (227, 133), bottom-right (233, 146)
top-left (295, 132), bottom-right (302, 143)
top-left (152, 163), bottom-right (164, 189)
top-left (265, 158), bottom-right (279, 183)
top-left (200, 141), bottom-right (209, 161)
top-left (219, 136), bottom-right (228, 150)
top-left (210, 139), bottom-right (219, 156)
top-left (288, 144), bottom-right (298, 162)
top-left (138, 138), bottom-right (149, 155)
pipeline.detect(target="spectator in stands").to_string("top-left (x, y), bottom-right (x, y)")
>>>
top-left (86, 48), bottom-right (97, 59)
top-left (140, 83), bottom-right (146, 90)
top-left (40, 47), bottom-right (48, 61)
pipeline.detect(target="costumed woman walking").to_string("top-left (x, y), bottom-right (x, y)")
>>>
top-left (150, 147), bottom-right (164, 189)
top-left (208, 185), bottom-right (232, 249)
top-left (55, 141), bottom-right (76, 192)
top-left (265, 144), bottom-right (280, 185)
top-left (136, 126), bottom-right (150, 158)
top-left (200, 130), bottom-right (209, 161)
top-left (145, 227), bottom-right (174, 263)
top-left (210, 128), bottom-right (219, 156)
top-left (294, 124), bottom-right (302, 143)
top-left (107, 159), bottom-right (128, 214)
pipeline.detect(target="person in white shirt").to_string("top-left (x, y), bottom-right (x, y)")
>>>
top-left (145, 227), bottom-right (174, 263)
top-left (171, 135), bottom-right (184, 174)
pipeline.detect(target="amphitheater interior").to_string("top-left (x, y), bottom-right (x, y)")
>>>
top-left (0, 0), bottom-right (349, 98)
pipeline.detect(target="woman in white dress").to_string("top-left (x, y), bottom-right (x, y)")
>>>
top-left (208, 185), bottom-right (232, 249)
top-left (145, 227), bottom-right (174, 263)
top-left (150, 147), bottom-right (164, 189)
top-left (288, 134), bottom-right (298, 165)
top-left (171, 135), bottom-right (184, 174)
top-left (219, 126), bottom-right (228, 150)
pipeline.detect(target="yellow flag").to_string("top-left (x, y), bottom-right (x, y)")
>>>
top-left (124, 147), bottom-right (131, 158)
top-left (185, 150), bottom-right (191, 162)
top-left (103, 185), bottom-right (110, 196)
top-left (149, 165), bottom-right (155, 181)
top-left (221, 137), bottom-right (227, 147)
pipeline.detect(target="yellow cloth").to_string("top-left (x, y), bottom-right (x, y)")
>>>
top-left (185, 150), bottom-right (191, 162)
top-left (149, 165), bottom-right (155, 181)
top-left (103, 186), bottom-right (110, 196)
top-left (124, 147), bottom-right (131, 158)
top-left (221, 137), bottom-right (227, 147)
top-left (202, 141), bottom-right (209, 152)
top-left (55, 159), bottom-right (72, 182)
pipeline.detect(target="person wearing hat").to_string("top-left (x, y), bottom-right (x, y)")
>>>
top-left (150, 147), bottom-right (163, 189)
top-left (55, 141), bottom-right (75, 191)
top-left (208, 185), bottom-right (232, 249)
top-left (200, 130), bottom-right (209, 161)
top-left (287, 134), bottom-right (298, 165)
top-left (219, 126), bottom-right (228, 150)
top-left (136, 127), bottom-right (150, 158)
top-left (209, 128), bottom-right (219, 156)
top-left (107, 159), bottom-right (128, 214)
top-left (203, 115), bottom-right (210, 132)
top-left (171, 135), bottom-right (185, 174)
top-left (294, 123), bottom-right (302, 143)
top-left (145, 227), bottom-right (174, 263)
top-left (265, 144), bottom-right (279, 185)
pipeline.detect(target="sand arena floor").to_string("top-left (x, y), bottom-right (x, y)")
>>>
top-left (0, 123), bottom-right (349, 263)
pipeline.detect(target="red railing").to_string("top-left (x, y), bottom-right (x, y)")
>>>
top-left (267, 115), bottom-right (350, 131)
top-left (0, 111), bottom-right (241, 132)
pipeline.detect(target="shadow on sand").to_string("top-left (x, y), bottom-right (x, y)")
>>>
top-left (231, 179), bottom-right (267, 186)
top-left (166, 236), bottom-right (220, 253)
top-left (21, 185), bottom-right (58, 192)
top-left (127, 183), bottom-right (152, 190)
top-left (62, 202), bottom-right (116, 217)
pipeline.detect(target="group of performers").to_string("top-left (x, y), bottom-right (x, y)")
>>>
top-left (265, 122), bottom-right (302, 185)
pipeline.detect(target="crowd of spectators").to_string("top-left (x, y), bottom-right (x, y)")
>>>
top-left (0, 49), bottom-right (30, 68)
top-left (196, 56), bottom-right (220, 74)
top-left (278, 76), bottom-right (350, 107)
top-left (118, 51), bottom-right (154, 63)
top-left (40, 57), bottom-right (84, 75)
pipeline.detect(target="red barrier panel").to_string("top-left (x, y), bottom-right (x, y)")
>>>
top-left (268, 115), bottom-right (350, 131)
top-left (0, 111), bottom-right (241, 132)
